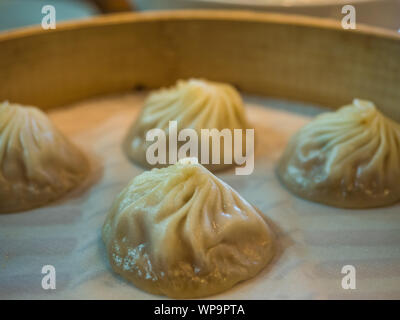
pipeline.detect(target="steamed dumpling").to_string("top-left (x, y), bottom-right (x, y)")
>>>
top-left (102, 158), bottom-right (275, 298)
top-left (123, 79), bottom-right (250, 172)
top-left (0, 101), bottom-right (90, 213)
top-left (278, 99), bottom-right (400, 208)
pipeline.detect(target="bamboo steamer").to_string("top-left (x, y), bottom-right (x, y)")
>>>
top-left (0, 10), bottom-right (399, 120)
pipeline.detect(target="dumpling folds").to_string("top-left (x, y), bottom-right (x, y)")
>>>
top-left (279, 99), bottom-right (400, 208)
top-left (0, 101), bottom-right (89, 213)
top-left (123, 79), bottom-right (250, 172)
top-left (102, 158), bottom-right (275, 298)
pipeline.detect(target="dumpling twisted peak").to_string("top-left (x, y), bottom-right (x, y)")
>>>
top-left (136, 79), bottom-right (247, 131)
top-left (278, 99), bottom-right (400, 208)
top-left (102, 158), bottom-right (274, 298)
top-left (0, 101), bottom-right (89, 213)
top-left (123, 79), bottom-right (249, 171)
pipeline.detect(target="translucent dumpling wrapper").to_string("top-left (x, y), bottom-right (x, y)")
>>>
top-left (123, 79), bottom-right (251, 172)
top-left (102, 158), bottom-right (275, 298)
top-left (278, 99), bottom-right (400, 208)
top-left (0, 101), bottom-right (90, 213)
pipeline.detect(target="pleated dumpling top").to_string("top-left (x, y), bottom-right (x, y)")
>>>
top-left (0, 101), bottom-right (89, 213)
top-left (279, 99), bottom-right (400, 208)
top-left (102, 158), bottom-right (275, 298)
top-left (123, 79), bottom-right (250, 172)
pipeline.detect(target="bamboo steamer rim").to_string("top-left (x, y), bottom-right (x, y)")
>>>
top-left (1, 10), bottom-right (399, 42)
top-left (1, 10), bottom-right (399, 121)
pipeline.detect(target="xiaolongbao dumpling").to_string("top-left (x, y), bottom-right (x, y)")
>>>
top-left (123, 79), bottom-right (250, 172)
top-left (278, 99), bottom-right (400, 208)
top-left (0, 101), bottom-right (90, 213)
top-left (102, 157), bottom-right (275, 298)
